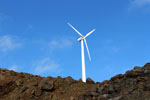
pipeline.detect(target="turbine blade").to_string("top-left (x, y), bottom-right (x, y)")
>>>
top-left (84, 39), bottom-right (91, 61)
top-left (68, 23), bottom-right (83, 37)
top-left (85, 29), bottom-right (95, 38)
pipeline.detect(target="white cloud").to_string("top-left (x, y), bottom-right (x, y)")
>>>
top-left (35, 37), bottom-right (74, 52)
top-left (131, 0), bottom-right (150, 7)
top-left (8, 65), bottom-right (18, 71)
top-left (0, 35), bottom-right (22, 52)
top-left (49, 39), bottom-right (73, 49)
top-left (34, 58), bottom-right (61, 75)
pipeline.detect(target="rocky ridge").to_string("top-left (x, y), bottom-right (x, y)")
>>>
top-left (0, 63), bottom-right (150, 100)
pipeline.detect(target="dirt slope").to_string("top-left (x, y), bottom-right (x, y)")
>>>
top-left (1, 63), bottom-right (150, 100)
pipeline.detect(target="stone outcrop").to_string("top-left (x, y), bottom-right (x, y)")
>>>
top-left (0, 63), bottom-right (150, 100)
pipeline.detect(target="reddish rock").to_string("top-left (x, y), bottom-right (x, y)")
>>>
top-left (125, 71), bottom-right (139, 77)
top-left (86, 78), bottom-right (95, 84)
top-left (1, 63), bottom-right (150, 100)
top-left (111, 74), bottom-right (123, 80)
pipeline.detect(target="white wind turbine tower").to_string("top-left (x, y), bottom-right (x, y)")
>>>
top-left (68, 23), bottom-right (95, 82)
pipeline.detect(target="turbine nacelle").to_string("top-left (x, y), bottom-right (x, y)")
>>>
top-left (78, 37), bottom-right (85, 42)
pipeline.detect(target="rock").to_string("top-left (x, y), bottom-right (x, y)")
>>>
top-left (39, 78), bottom-right (54, 91)
top-left (32, 89), bottom-right (42, 97)
top-left (78, 78), bottom-right (82, 82)
top-left (90, 87), bottom-right (99, 96)
top-left (64, 76), bottom-right (75, 84)
top-left (125, 71), bottom-right (139, 77)
top-left (32, 81), bottom-right (38, 86)
top-left (0, 75), bottom-right (5, 81)
top-left (16, 80), bottom-right (23, 86)
top-left (103, 94), bottom-right (109, 98)
top-left (111, 74), bottom-right (123, 81)
top-left (112, 95), bottom-right (122, 100)
top-left (9, 70), bottom-right (17, 76)
top-left (19, 86), bottom-right (28, 93)
top-left (144, 70), bottom-right (150, 74)
top-left (57, 76), bottom-right (62, 79)
top-left (51, 95), bottom-right (57, 100)
top-left (113, 84), bottom-right (120, 93)
top-left (86, 78), bottom-right (95, 84)
top-left (98, 96), bottom-right (107, 100)
top-left (101, 80), bottom-right (109, 85)
top-left (144, 63), bottom-right (150, 68)
top-left (137, 77), bottom-right (149, 82)
top-left (70, 96), bottom-right (75, 100)
top-left (1, 63), bottom-right (150, 100)
top-left (133, 66), bottom-right (143, 73)
top-left (107, 86), bottom-right (114, 94)
top-left (143, 82), bottom-right (150, 91)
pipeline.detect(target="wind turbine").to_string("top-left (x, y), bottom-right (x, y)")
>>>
top-left (68, 23), bottom-right (95, 82)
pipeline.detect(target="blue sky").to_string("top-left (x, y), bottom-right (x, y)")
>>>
top-left (0, 0), bottom-right (150, 82)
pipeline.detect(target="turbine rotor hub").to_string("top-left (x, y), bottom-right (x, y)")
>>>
top-left (78, 37), bottom-right (85, 42)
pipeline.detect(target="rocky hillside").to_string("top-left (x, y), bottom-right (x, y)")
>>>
top-left (1, 63), bottom-right (150, 100)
